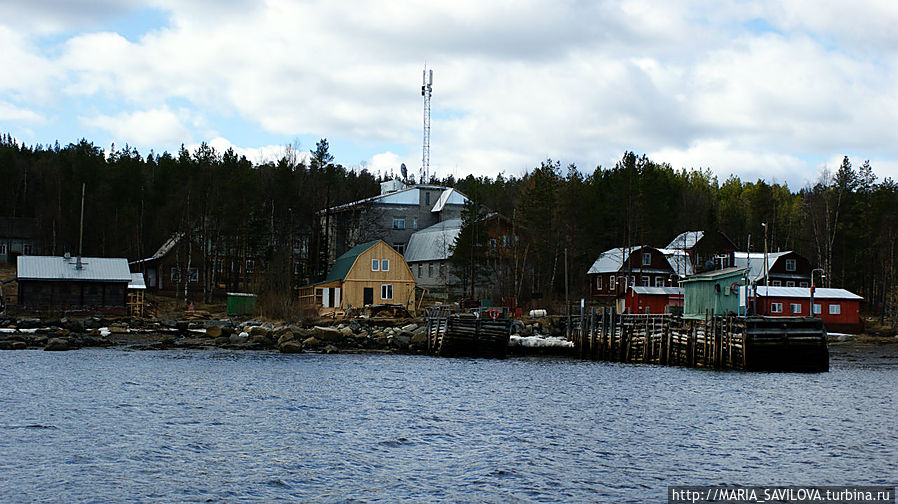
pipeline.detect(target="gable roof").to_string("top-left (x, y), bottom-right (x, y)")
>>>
top-left (733, 251), bottom-right (794, 282)
top-left (631, 286), bottom-right (683, 296)
top-left (130, 231), bottom-right (185, 265)
top-left (404, 219), bottom-right (462, 263)
top-left (325, 185), bottom-right (470, 213)
top-left (18, 255), bottom-right (132, 282)
top-left (658, 248), bottom-right (695, 277)
top-left (325, 240), bottom-right (380, 282)
top-left (666, 231), bottom-right (703, 250)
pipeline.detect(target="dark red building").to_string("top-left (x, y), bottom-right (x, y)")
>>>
top-left (753, 286), bottom-right (864, 333)
top-left (588, 246), bottom-right (682, 304)
top-left (624, 286), bottom-right (683, 314)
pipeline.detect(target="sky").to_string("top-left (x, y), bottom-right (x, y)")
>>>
top-left (1, 1), bottom-right (897, 189)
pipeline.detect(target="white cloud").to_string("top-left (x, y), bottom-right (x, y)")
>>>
top-left (0, 101), bottom-right (45, 124)
top-left (3, 0), bottom-right (898, 186)
top-left (80, 107), bottom-right (192, 147)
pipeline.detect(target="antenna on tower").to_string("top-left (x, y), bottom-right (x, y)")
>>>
top-left (421, 65), bottom-right (433, 184)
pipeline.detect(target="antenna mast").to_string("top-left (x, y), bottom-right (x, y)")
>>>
top-left (421, 66), bottom-right (433, 184)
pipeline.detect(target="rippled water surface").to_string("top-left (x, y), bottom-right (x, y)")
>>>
top-left (1, 344), bottom-right (896, 503)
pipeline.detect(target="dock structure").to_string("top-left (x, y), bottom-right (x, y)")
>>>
top-left (425, 306), bottom-right (512, 358)
top-left (569, 307), bottom-right (828, 372)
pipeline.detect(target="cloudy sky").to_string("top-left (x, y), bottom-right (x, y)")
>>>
top-left (2, 1), bottom-right (897, 188)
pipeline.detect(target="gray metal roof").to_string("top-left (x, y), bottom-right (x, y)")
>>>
top-left (666, 231), bottom-right (703, 250)
top-left (404, 219), bottom-right (462, 263)
top-left (129, 273), bottom-right (146, 290)
top-left (733, 251), bottom-right (791, 282)
top-left (658, 248), bottom-right (694, 277)
top-left (130, 231), bottom-right (184, 265)
top-left (18, 255), bottom-right (132, 282)
top-left (755, 286), bottom-right (862, 300)
top-left (631, 286), bottom-right (683, 296)
top-left (587, 246), bottom-right (649, 274)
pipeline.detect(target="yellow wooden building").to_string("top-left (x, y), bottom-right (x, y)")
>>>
top-left (299, 240), bottom-right (417, 316)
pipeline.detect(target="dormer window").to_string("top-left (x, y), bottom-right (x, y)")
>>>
top-left (642, 252), bottom-right (651, 266)
top-left (785, 259), bottom-right (796, 271)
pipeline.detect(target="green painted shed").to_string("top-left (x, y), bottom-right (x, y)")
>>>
top-left (680, 267), bottom-right (747, 319)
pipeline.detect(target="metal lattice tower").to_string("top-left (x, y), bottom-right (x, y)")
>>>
top-left (421, 66), bottom-right (433, 184)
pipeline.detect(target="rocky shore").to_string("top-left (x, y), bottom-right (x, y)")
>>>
top-left (0, 315), bottom-right (573, 355)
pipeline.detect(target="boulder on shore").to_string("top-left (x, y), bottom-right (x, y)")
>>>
top-left (313, 326), bottom-right (343, 343)
top-left (279, 340), bottom-right (303, 353)
top-left (44, 338), bottom-right (74, 351)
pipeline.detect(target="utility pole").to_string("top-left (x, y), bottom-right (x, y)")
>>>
top-left (421, 66), bottom-right (433, 184)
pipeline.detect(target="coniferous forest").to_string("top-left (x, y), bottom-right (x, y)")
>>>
top-left (3, 133), bottom-right (898, 320)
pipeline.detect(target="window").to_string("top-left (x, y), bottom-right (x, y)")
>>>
top-left (629, 276), bottom-right (636, 287)
top-left (596, 276), bottom-right (602, 290)
top-left (413, 218), bottom-right (418, 229)
top-left (770, 302), bottom-right (783, 313)
top-left (772, 280), bottom-right (782, 286)
top-left (188, 267), bottom-right (199, 282)
top-left (393, 217), bottom-right (405, 230)
top-left (0, 243), bottom-right (6, 254)
top-left (425, 192), bottom-right (431, 205)
top-left (655, 276), bottom-right (664, 287)
top-left (642, 252), bottom-right (651, 266)
top-left (381, 259), bottom-right (389, 271)
top-left (371, 259), bottom-right (380, 271)
top-left (245, 260), bottom-right (255, 274)
top-left (790, 303), bottom-right (801, 314)
top-left (439, 263), bottom-right (445, 277)
top-left (216, 258), bottom-right (224, 272)
top-left (417, 264), bottom-right (422, 277)
top-left (22, 243), bottom-right (32, 255)
top-left (503, 235), bottom-right (509, 247)
top-left (171, 267), bottom-right (181, 282)
top-left (381, 284), bottom-right (393, 300)
top-left (829, 304), bottom-right (841, 315)
top-left (813, 303), bottom-right (821, 314)
top-left (800, 282), bottom-right (809, 288)
top-left (393, 243), bottom-right (405, 254)
top-left (428, 263), bottom-right (433, 278)
top-left (610, 276), bottom-right (617, 290)
top-left (786, 281), bottom-right (795, 287)
top-left (489, 238), bottom-right (497, 248)
top-left (641, 276), bottom-right (650, 287)
top-left (785, 259), bottom-right (796, 272)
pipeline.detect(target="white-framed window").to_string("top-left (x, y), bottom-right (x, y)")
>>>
top-left (393, 217), bottom-right (405, 230)
top-left (655, 276), bottom-right (664, 287)
top-left (800, 282), bottom-right (809, 287)
top-left (596, 276), bottom-right (602, 290)
top-left (371, 259), bottom-right (380, 271)
top-left (439, 263), bottom-right (445, 277)
top-left (381, 284), bottom-right (393, 300)
top-left (610, 276), bottom-right (617, 290)
top-left (785, 259), bottom-right (796, 271)
top-left (829, 304), bottom-right (841, 315)
top-left (642, 252), bottom-right (651, 266)
top-left (790, 303), bottom-right (801, 314)
top-left (772, 280), bottom-right (782, 286)
top-left (393, 243), bottom-right (405, 254)
top-left (381, 259), bottom-right (389, 271)
top-left (428, 263), bottom-right (433, 278)
top-left (0, 243), bottom-right (6, 254)
top-left (245, 260), bottom-right (255, 274)
top-left (188, 267), bottom-right (199, 282)
top-left (813, 303), bottom-right (821, 314)
top-left (771, 302), bottom-right (783, 313)
top-left (641, 276), bottom-right (650, 287)
top-left (171, 267), bottom-right (181, 282)
top-left (22, 243), bottom-right (32, 255)
top-left (786, 281), bottom-right (795, 287)
top-left (417, 264), bottom-right (422, 277)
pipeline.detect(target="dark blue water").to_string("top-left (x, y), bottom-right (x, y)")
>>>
top-left (0, 345), bottom-right (895, 503)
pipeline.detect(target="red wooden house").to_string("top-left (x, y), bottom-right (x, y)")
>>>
top-left (752, 286), bottom-right (864, 333)
top-left (624, 286), bottom-right (683, 314)
top-left (588, 245), bottom-right (683, 304)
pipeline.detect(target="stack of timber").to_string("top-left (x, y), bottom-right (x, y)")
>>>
top-left (425, 306), bottom-right (512, 358)
top-left (570, 307), bottom-right (827, 372)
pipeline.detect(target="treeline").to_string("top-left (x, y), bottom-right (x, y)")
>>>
top-left (2, 134), bottom-right (897, 317)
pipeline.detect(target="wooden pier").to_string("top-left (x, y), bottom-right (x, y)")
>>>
top-left (569, 307), bottom-right (828, 372)
top-left (425, 307), bottom-right (512, 358)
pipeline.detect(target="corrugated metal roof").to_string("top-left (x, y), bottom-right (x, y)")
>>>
top-left (680, 266), bottom-right (746, 281)
top-left (666, 231), bottom-right (703, 250)
top-left (18, 255), bottom-right (132, 282)
top-left (733, 251), bottom-right (791, 282)
top-left (129, 273), bottom-right (146, 290)
top-left (631, 286), bottom-right (683, 296)
top-left (658, 248), bottom-right (694, 277)
top-left (587, 246), bottom-right (650, 274)
top-left (325, 240), bottom-right (379, 282)
top-left (404, 219), bottom-right (462, 262)
top-left (755, 286), bottom-right (862, 300)
top-left (430, 188), bottom-right (467, 212)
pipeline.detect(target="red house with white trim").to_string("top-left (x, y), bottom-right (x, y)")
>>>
top-left (753, 286), bottom-right (864, 334)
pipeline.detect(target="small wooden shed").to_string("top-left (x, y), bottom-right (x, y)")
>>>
top-left (680, 267), bottom-right (747, 319)
top-left (17, 255), bottom-right (132, 313)
top-left (299, 240), bottom-right (416, 316)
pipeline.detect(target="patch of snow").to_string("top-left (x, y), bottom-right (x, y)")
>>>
top-left (99, 327), bottom-right (111, 337)
top-left (509, 335), bottom-right (573, 348)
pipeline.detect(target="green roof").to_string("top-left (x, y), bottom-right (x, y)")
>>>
top-left (325, 240), bottom-right (380, 282)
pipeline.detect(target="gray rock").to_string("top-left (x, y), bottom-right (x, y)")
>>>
top-left (323, 344), bottom-right (339, 354)
top-left (302, 336), bottom-right (321, 348)
top-left (229, 332), bottom-right (248, 344)
top-left (393, 332), bottom-right (411, 347)
top-left (249, 325), bottom-right (271, 337)
top-left (44, 338), bottom-right (73, 351)
top-left (411, 332), bottom-right (428, 347)
top-left (400, 323), bottom-right (418, 332)
top-left (279, 340), bottom-right (303, 353)
top-left (314, 326), bottom-right (343, 343)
